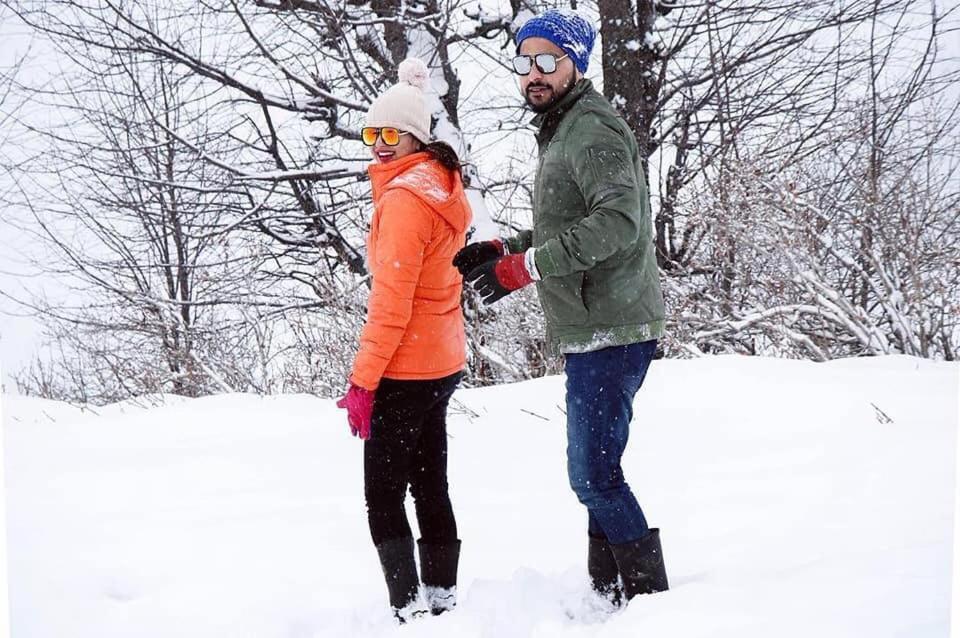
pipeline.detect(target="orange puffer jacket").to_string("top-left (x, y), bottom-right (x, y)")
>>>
top-left (349, 151), bottom-right (472, 390)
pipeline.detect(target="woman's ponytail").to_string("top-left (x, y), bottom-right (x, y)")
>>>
top-left (423, 141), bottom-right (462, 172)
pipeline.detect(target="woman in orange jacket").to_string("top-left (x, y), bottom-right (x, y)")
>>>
top-left (336, 58), bottom-right (472, 623)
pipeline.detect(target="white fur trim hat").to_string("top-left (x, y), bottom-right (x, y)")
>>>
top-left (365, 58), bottom-right (433, 143)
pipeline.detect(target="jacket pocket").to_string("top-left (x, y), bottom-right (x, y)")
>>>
top-left (538, 271), bottom-right (588, 327)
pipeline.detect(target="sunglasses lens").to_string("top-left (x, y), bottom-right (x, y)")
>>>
top-left (361, 127), bottom-right (378, 146)
top-left (535, 54), bottom-right (557, 74)
top-left (512, 56), bottom-right (532, 75)
top-left (381, 128), bottom-right (401, 145)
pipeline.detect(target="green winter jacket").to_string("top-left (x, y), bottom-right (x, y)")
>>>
top-left (506, 79), bottom-right (665, 353)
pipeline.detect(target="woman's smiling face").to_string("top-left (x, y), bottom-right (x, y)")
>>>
top-left (371, 130), bottom-right (421, 163)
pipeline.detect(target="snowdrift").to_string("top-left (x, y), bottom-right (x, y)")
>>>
top-left (3, 355), bottom-right (956, 637)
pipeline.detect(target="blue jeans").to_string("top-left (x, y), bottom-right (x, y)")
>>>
top-left (565, 340), bottom-right (657, 545)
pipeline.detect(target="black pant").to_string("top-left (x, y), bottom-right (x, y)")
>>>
top-left (364, 372), bottom-right (461, 547)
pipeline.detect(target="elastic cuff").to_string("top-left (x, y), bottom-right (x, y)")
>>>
top-left (524, 247), bottom-right (542, 281)
top-left (532, 244), bottom-right (558, 278)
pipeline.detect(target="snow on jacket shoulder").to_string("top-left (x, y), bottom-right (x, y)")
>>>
top-left (349, 151), bottom-right (472, 390)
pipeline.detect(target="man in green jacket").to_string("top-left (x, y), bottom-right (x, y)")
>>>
top-left (453, 9), bottom-right (669, 608)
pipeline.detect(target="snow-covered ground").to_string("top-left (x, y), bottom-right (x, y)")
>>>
top-left (2, 355), bottom-right (957, 637)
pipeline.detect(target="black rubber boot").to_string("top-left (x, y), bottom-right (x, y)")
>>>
top-left (609, 528), bottom-right (669, 600)
top-left (588, 534), bottom-right (623, 607)
top-left (418, 539), bottom-right (461, 615)
top-left (376, 536), bottom-right (427, 623)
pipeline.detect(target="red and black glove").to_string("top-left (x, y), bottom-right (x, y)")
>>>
top-left (465, 253), bottom-right (534, 305)
top-left (452, 239), bottom-right (505, 276)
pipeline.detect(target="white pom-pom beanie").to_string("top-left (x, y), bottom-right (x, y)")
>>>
top-left (366, 58), bottom-right (432, 144)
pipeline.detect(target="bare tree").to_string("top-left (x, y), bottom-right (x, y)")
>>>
top-left (4, 0), bottom-right (541, 391)
top-left (0, 24), bottom-right (27, 214)
top-left (3, 0), bottom-right (511, 278)
top-left (665, 6), bottom-right (960, 360)
top-left (5, 0), bottom-right (959, 405)
top-left (581, 0), bottom-right (959, 359)
top-left (7, 50), bottom-right (284, 402)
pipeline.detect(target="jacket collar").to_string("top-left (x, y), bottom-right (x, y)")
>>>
top-left (367, 151), bottom-right (433, 201)
top-left (530, 78), bottom-right (594, 141)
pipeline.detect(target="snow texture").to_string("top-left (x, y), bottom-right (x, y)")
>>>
top-left (390, 164), bottom-right (451, 204)
top-left (3, 356), bottom-right (957, 637)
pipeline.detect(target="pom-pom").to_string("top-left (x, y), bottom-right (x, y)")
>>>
top-left (398, 57), bottom-right (430, 90)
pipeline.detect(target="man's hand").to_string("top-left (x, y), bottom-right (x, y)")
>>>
top-left (465, 253), bottom-right (535, 305)
top-left (453, 239), bottom-right (504, 276)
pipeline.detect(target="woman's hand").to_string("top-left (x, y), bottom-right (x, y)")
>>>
top-left (336, 384), bottom-right (376, 440)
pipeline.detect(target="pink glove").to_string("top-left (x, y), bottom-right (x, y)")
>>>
top-left (336, 384), bottom-right (375, 440)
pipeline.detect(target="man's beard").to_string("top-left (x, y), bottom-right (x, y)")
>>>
top-left (525, 76), bottom-right (576, 113)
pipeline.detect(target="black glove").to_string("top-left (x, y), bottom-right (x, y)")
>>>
top-left (452, 239), bottom-right (504, 276)
top-left (465, 253), bottom-right (534, 305)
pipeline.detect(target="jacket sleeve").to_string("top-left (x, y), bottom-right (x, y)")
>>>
top-left (533, 112), bottom-right (646, 279)
top-left (350, 190), bottom-right (434, 390)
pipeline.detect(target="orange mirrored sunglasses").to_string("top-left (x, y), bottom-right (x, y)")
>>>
top-left (361, 127), bottom-right (410, 146)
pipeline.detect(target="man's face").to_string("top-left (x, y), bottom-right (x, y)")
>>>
top-left (517, 37), bottom-right (580, 113)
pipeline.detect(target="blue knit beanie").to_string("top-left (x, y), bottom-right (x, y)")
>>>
top-left (515, 9), bottom-right (596, 74)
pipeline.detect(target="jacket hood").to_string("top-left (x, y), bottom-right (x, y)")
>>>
top-left (368, 151), bottom-right (471, 233)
